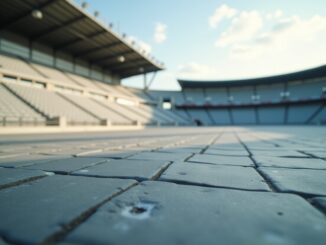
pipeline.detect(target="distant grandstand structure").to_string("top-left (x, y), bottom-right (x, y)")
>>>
top-left (0, 0), bottom-right (325, 130)
top-left (150, 66), bottom-right (326, 125)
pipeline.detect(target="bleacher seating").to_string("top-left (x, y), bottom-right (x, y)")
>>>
top-left (148, 90), bottom-right (186, 105)
top-left (204, 88), bottom-right (229, 104)
top-left (288, 80), bottom-right (325, 101)
top-left (231, 108), bottom-right (256, 124)
top-left (5, 82), bottom-right (99, 125)
top-left (0, 83), bottom-right (45, 125)
top-left (187, 109), bottom-right (213, 125)
top-left (287, 104), bottom-right (321, 124)
top-left (258, 107), bottom-right (285, 124)
top-left (59, 93), bottom-right (133, 125)
top-left (208, 109), bottom-right (231, 125)
top-left (1, 51), bottom-right (325, 127)
top-left (29, 62), bottom-right (80, 87)
top-left (256, 83), bottom-right (285, 103)
top-left (229, 86), bottom-right (254, 104)
top-left (0, 54), bottom-right (43, 78)
top-left (183, 88), bottom-right (206, 104)
top-left (311, 105), bottom-right (326, 124)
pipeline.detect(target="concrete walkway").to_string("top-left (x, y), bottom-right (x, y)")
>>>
top-left (0, 126), bottom-right (325, 244)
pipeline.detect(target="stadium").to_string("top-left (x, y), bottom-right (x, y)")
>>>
top-left (0, 0), bottom-right (326, 244)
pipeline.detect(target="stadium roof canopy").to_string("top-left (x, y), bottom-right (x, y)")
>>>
top-left (0, 0), bottom-right (164, 78)
top-left (178, 65), bottom-right (326, 88)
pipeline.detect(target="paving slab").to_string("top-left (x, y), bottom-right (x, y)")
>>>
top-left (188, 154), bottom-right (254, 166)
top-left (65, 181), bottom-right (326, 245)
top-left (303, 151), bottom-right (326, 159)
top-left (311, 197), bottom-right (326, 213)
top-left (0, 238), bottom-right (8, 245)
top-left (157, 147), bottom-right (202, 154)
top-left (23, 157), bottom-right (107, 174)
top-left (0, 154), bottom-right (67, 168)
top-left (253, 156), bottom-right (326, 170)
top-left (204, 148), bottom-right (249, 156)
top-left (160, 162), bottom-right (269, 191)
top-left (42, 148), bottom-right (101, 156)
top-left (259, 167), bottom-right (326, 196)
top-left (250, 150), bottom-right (308, 157)
top-left (78, 150), bottom-right (139, 159)
top-left (0, 175), bottom-right (136, 244)
top-left (0, 168), bottom-right (46, 189)
top-left (73, 159), bottom-right (170, 181)
top-left (128, 152), bottom-right (191, 161)
top-left (209, 144), bottom-right (245, 150)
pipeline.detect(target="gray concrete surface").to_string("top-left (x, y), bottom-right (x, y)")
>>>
top-left (0, 126), bottom-right (325, 244)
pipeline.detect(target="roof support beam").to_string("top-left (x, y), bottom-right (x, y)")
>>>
top-left (111, 61), bottom-right (150, 73)
top-left (73, 41), bottom-right (122, 58)
top-left (0, 0), bottom-right (59, 30)
top-left (121, 66), bottom-right (157, 78)
top-left (145, 72), bottom-right (157, 91)
top-left (93, 50), bottom-right (135, 65)
top-left (31, 15), bottom-right (85, 40)
top-left (108, 57), bottom-right (146, 70)
top-left (54, 30), bottom-right (107, 50)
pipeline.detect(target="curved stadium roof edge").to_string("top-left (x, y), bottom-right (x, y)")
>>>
top-left (0, 0), bottom-right (164, 78)
top-left (178, 65), bottom-right (326, 88)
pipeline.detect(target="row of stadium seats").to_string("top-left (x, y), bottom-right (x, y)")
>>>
top-left (179, 105), bottom-right (325, 125)
top-left (0, 83), bottom-right (45, 125)
top-left (0, 53), bottom-right (189, 126)
top-left (0, 81), bottom-right (189, 126)
top-left (0, 54), bottom-right (149, 101)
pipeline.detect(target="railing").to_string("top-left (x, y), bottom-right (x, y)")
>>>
top-left (175, 97), bottom-right (326, 109)
top-left (0, 116), bottom-right (46, 126)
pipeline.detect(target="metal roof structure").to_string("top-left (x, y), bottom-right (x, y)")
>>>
top-left (178, 65), bottom-right (326, 89)
top-left (0, 0), bottom-right (164, 78)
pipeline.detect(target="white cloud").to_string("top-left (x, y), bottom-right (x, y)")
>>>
top-left (210, 5), bottom-right (326, 69)
top-left (177, 62), bottom-right (219, 79)
top-left (209, 4), bottom-right (238, 28)
top-left (215, 10), bottom-right (263, 47)
top-left (154, 22), bottom-right (167, 44)
top-left (266, 9), bottom-right (283, 20)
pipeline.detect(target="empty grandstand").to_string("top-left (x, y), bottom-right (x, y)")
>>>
top-left (0, 0), bottom-right (190, 129)
top-left (0, 0), bottom-right (325, 130)
top-left (150, 66), bottom-right (326, 125)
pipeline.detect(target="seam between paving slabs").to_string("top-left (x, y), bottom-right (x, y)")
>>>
top-left (298, 150), bottom-right (326, 160)
top-left (158, 178), bottom-right (271, 193)
top-left (0, 175), bottom-right (47, 191)
top-left (236, 132), bottom-right (326, 219)
top-left (151, 161), bottom-right (174, 181)
top-left (247, 132), bottom-right (280, 147)
top-left (234, 132), bottom-right (277, 192)
top-left (42, 181), bottom-right (139, 245)
top-left (308, 198), bottom-right (326, 218)
top-left (200, 133), bottom-right (223, 154)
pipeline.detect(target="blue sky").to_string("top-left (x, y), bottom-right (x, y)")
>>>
top-left (77, 0), bottom-right (326, 90)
